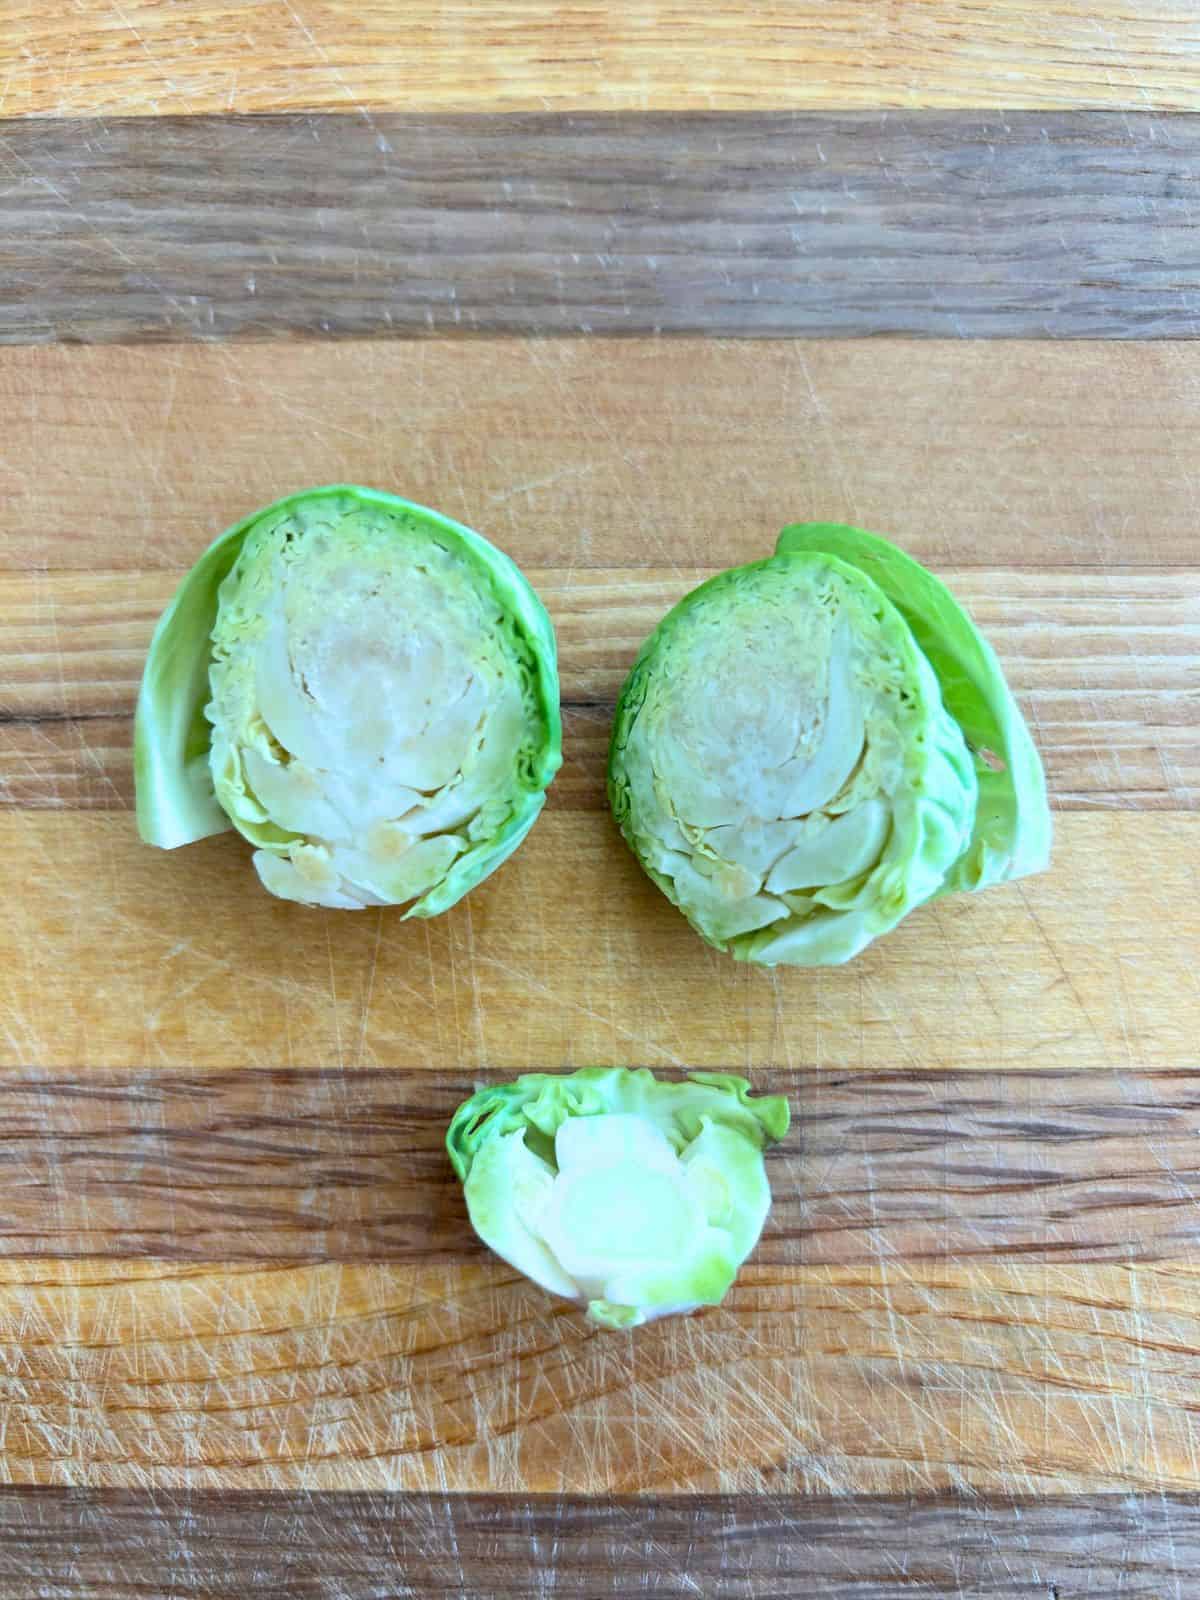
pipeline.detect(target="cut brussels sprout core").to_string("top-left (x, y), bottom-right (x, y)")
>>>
top-left (608, 525), bottom-right (1050, 966)
top-left (136, 486), bottom-right (561, 913)
top-left (447, 1069), bottom-right (790, 1328)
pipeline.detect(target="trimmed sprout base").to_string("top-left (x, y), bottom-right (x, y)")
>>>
top-left (447, 1068), bottom-right (790, 1329)
top-left (136, 486), bottom-right (561, 913)
top-left (608, 524), bottom-right (1051, 966)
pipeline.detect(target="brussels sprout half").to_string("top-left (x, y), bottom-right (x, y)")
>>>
top-left (608, 524), bottom-right (1050, 966)
top-left (136, 485), bottom-right (561, 913)
top-left (448, 1068), bottom-right (790, 1329)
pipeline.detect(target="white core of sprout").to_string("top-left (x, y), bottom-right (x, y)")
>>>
top-left (207, 510), bottom-right (536, 909)
top-left (621, 567), bottom-right (902, 942)
top-left (541, 1116), bottom-right (705, 1300)
top-left (475, 1113), bottom-right (751, 1321)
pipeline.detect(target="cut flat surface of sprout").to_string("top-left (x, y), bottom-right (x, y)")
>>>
top-left (609, 553), bottom-right (980, 966)
top-left (447, 1069), bottom-right (790, 1329)
top-left (209, 504), bottom-right (538, 909)
top-left (136, 486), bottom-right (560, 914)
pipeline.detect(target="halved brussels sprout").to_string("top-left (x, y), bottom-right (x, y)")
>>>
top-left (136, 485), bottom-right (561, 912)
top-left (608, 523), bottom-right (1050, 966)
top-left (447, 1067), bottom-right (789, 1328)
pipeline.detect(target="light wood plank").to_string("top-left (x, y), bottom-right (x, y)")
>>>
top-left (3, 114), bottom-right (1200, 342)
top-left (3, 1066), bottom-right (1200, 1266)
top-left (0, 812), bottom-right (1194, 1072)
top-left (2, 565), bottom-right (1195, 812)
top-left (2, 1257), bottom-right (1200, 1492)
top-left (2, 2), bottom-right (1197, 116)
top-left (3, 340), bottom-right (1199, 572)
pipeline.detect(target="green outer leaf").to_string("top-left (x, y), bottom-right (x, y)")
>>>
top-left (776, 522), bottom-right (1051, 890)
top-left (134, 485), bottom-right (562, 910)
top-left (446, 1067), bottom-right (790, 1183)
top-left (135, 520), bottom-right (249, 849)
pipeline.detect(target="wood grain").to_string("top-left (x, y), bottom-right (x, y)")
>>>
top-left (6, 339), bottom-right (1199, 574)
top-left (1, 1489), bottom-right (1198, 1599)
top-left (3, 1067), bottom-right (1200, 1266)
top-left (0, 812), bottom-right (1195, 1072)
top-left (4, 1), bottom-right (1199, 117)
top-left (3, 1256), bottom-right (1200, 1491)
top-left (0, 183), bottom-right (1196, 1539)
top-left (2, 564), bottom-right (1195, 813)
top-left (3, 113), bottom-right (1200, 342)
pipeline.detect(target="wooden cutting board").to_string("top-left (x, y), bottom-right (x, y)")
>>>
top-left (1, 7), bottom-right (1199, 1595)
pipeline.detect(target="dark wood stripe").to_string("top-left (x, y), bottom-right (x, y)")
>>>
top-left (3, 1068), bottom-right (1200, 1264)
top-left (2, 112), bottom-right (1198, 343)
top-left (0, 1489), bottom-right (1196, 1597)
